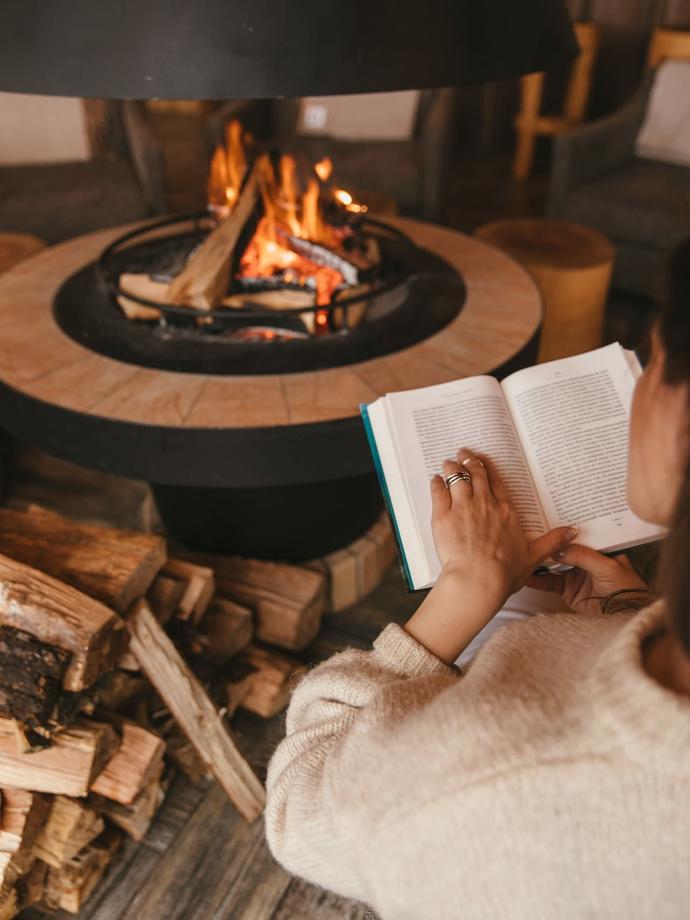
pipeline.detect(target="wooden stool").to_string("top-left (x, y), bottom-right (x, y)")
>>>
top-left (0, 233), bottom-right (45, 276)
top-left (474, 218), bottom-right (614, 363)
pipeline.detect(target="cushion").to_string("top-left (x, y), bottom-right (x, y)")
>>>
top-left (0, 158), bottom-right (149, 244)
top-left (279, 136), bottom-right (421, 211)
top-left (560, 158), bottom-right (690, 252)
top-left (636, 59), bottom-right (690, 166)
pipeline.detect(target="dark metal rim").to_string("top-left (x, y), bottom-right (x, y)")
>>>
top-left (96, 212), bottom-right (418, 325)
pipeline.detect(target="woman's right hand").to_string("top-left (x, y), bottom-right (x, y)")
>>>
top-left (526, 544), bottom-right (650, 616)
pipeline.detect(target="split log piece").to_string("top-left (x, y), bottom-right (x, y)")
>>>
top-left (0, 790), bottom-right (49, 856)
top-left (34, 796), bottom-right (104, 869)
top-left (90, 717), bottom-right (165, 806)
top-left (16, 857), bottom-right (48, 911)
top-left (0, 507), bottom-right (167, 614)
top-left (162, 559), bottom-right (215, 624)
top-left (0, 719), bottom-right (30, 756)
top-left (146, 573), bottom-right (186, 626)
top-left (94, 670), bottom-right (148, 714)
top-left (0, 887), bottom-right (16, 920)
top-left (224, 659), bottom-right (259, 720)
top-left (0, 554), bottom-right (127, 692)
top-left (127, 601), bottom-right (265, 820)
top-left (182, 552), bottom-right (326, 651)
top-left (0, 720), bottom-right (119, 797)
top-left (167, 163), bottom-right (260, 310)
top-left (88, 760), bottom-right (165, 841)
top-left (198, 597), bottom-right (253, 663)
top-left (47, 826), bottom-right (124, 914)
top-left (238, 644), bottom-right (307, 719)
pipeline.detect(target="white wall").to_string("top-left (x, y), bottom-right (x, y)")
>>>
top-left (0, 93), bottom-right (90, 165)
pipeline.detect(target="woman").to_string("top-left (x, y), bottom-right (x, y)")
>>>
top-left (265, 240), bottom-right (690, 920)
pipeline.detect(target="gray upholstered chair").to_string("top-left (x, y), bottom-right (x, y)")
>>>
top-left (207, 90), bottom-right (460, 223)
top-left (547, 72), bottom-right (690, 298)
top-left (0, 100), bottom-right (167, 244)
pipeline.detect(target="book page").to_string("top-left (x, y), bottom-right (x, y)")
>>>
top-left (502, 343), bottom-right (662, 550)
top-left (386, 375), bottom-right (547, 585)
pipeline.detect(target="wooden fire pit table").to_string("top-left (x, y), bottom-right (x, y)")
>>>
top-left (0, 216), bottom-right (542, 559)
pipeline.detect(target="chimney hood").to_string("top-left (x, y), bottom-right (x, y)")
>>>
top-left (0, 0), bottom-right (577, 100)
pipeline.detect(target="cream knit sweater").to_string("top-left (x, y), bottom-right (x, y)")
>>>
top-left (265, 601), bottom-right (690, 919)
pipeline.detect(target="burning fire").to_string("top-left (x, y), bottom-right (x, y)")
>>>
top-left (207, 121), bottom-right (368, 308)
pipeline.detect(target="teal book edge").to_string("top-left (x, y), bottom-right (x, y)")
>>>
top-left (360, 403), bottom-right (414, 591)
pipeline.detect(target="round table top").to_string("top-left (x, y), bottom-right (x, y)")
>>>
top-left (474, 217), bottom-right (614, 271)
top-left (0, 216), bottom-right (542, 431)
top-left (0, 233), bottom-right (45, 276)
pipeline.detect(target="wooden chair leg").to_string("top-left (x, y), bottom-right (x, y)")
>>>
top-left (512, 126), bottom-right (537, 180)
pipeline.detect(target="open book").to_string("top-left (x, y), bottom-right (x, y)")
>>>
top-left (361, 343), bottom-right (665, 590)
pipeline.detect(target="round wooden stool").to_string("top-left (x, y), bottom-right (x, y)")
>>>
top-left (474, 218), bottom-right (614, 362)
top-left (0, 233), bottom-right (45, 276)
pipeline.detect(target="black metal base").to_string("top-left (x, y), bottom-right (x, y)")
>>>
top-left (152, 474), bottom-right (383, 561)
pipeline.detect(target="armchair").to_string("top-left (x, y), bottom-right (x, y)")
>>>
top-left (547, 72), bottom-right (689, 298)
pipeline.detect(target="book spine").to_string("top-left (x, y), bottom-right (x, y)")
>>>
top-left (360, 404), bottom-right (414, 591)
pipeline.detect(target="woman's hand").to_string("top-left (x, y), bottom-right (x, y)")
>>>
top-left (431, 449), bottom-right (578, 613)
top-left (527, 544), bottom-right (650, 616)
top-left (403, 449), bottom-right (579, 664)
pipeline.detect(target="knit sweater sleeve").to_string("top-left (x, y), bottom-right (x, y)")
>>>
top-left (264, 621), bottom-right (459, 899)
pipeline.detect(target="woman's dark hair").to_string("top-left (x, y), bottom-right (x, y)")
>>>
top-left (657, 238), bottom-right (690, 654)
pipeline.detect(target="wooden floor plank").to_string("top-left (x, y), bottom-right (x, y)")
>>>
top-left (272, 877), bottom-right (374, 920)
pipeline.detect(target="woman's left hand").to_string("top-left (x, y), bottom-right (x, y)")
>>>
top-left (430, 449), bottom-right (579, 617)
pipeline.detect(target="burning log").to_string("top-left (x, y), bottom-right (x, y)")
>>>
top-left (116, 274), bottom-right (166, 321)
top-left (221, 288), bottom-right (315, 311)
top-left (167, 162), bottom-right (260, 311)
top-left (285, 233), bottom-right (374, 286)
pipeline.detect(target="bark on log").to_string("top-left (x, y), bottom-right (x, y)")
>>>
top-left (0, 555), bottom-right (127, 692)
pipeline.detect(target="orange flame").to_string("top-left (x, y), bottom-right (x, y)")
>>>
top-left (207, 118), bottom-right (247, 215)
top-left (314, 157), bottom-right (333, 182)
top-left (207, 127), bottom-right (364, 309)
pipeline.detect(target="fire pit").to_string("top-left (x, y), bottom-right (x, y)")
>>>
top-left (0, 216), bottom-right (541, 560)
top-left (54, 125), bottom-right (464, 376)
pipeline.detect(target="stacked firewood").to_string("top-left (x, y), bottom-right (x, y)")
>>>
top-left (0, 506), bottom-right (326, 917)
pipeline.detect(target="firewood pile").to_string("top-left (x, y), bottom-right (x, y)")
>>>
top-left (0, 506), bottom-right (327, 917)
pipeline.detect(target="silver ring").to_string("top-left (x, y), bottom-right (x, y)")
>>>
top-left (444, 471), bottom-right (471, 488)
